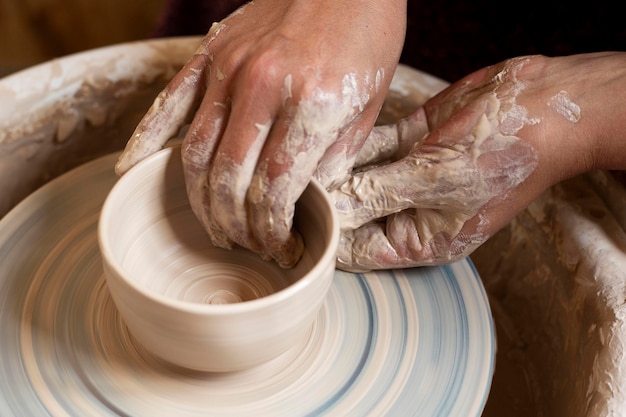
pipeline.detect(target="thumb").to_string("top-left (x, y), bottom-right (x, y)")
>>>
top-left (353, 107), bottom-right (430, 168)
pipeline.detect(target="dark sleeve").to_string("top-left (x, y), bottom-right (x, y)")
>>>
top-left (154, 0), bottom-right (248, 37)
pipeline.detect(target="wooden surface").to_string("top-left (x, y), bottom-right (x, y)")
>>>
top-left (0, 0), bottom-right (166, 76)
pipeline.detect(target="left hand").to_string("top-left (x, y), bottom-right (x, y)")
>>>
top-left (332, 52), bottom-right (626, 271)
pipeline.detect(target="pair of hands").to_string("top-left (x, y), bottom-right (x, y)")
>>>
top-left (116, 0), bottom-right (626, 271)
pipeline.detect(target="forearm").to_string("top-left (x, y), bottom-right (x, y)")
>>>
top-left (585, 53), bottom-right (626, 172)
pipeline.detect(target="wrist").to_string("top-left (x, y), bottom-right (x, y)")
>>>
top-left (523, 53), bottom-right (626, 186)
top-left (568, 52), bottom-right (626, 173)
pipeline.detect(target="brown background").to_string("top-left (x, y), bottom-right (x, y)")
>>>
top-left (0, 0), bottom-right (166, 76)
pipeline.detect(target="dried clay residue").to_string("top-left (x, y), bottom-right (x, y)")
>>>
top-left (548, 90), bottom-right (581, 123)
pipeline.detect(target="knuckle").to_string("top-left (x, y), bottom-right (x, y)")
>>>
top-left (243, 49), bottom-right (285, 90)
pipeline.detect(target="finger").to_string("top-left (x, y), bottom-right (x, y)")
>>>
top-left (336, 209), bottom-right (482, 271)
top-left (353, 106), bottom-right (430, 168)
top-left (352, 124), bottom-right (400, 168)
top-left (248, 85), bottom-right (362, 267)
top-left (336, 174), bottom-right (539, 272)
top-left (115, 43), bottom-right (211, 176)
top-left (207, 81), bottom-right (282, 258)
top-left (181, 78), bottom-right (233, 249)
top-left (317, 73), bottom-right (405, 190)
top-left (245, 107), bottom-right (307, 268)
top-left (331, 148), bottom-right (479, 232)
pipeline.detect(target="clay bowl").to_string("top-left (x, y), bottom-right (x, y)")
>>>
top-left (98, 145), bottom-right (339, 372)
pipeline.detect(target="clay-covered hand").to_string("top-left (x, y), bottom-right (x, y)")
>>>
top-left (332, 52), bottom-right (626, 271)
top-left (115, 0), bottom-right (406, 268)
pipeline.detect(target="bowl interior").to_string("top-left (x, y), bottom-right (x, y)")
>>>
top-left (100, 145), bottom-right (336, 308)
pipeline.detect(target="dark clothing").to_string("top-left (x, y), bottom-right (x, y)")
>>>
top-left (155, 0), bottom-right (626, 82)
top-left (154, 0), bottom-right (244, 40)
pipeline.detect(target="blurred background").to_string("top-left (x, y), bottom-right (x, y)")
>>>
top-left (0, 0), bottom-right (166, 77)
top-left (2, 0), bottom-right (624, 83)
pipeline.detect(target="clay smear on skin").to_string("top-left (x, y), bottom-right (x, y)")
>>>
top-left (494, 57), bottom-right (541, 135)
top-left (548, 90), bottom-right (581, 123)
top-left (247, 70), bottom-right (378, 201)
top-left (314, 68), bottom-right (385, 189)
top-left (282, 74), bottom-right (293, 104)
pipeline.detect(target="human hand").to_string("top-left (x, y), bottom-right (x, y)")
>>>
top-left (332, 52), bottom-right (626, 271)
top-left (115, 0), bottom-right (406, 267)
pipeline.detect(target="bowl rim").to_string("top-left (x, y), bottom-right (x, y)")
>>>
top-left (98, 145), bottom-right (340, 314)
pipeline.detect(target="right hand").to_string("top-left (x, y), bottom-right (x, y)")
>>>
top-left (115, 0), bottom-right (407, 268)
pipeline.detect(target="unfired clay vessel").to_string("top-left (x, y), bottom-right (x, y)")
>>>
top-left (98, 145), bottom-right (339, 372)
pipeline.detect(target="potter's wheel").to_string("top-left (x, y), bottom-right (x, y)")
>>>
top-left (0, 151), bottom-right (494, 416)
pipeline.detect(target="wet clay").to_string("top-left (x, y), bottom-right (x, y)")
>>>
top-left (475, 170), bottom-right (626, 417)
top-left (0, 37), bottom-right (200, 217)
